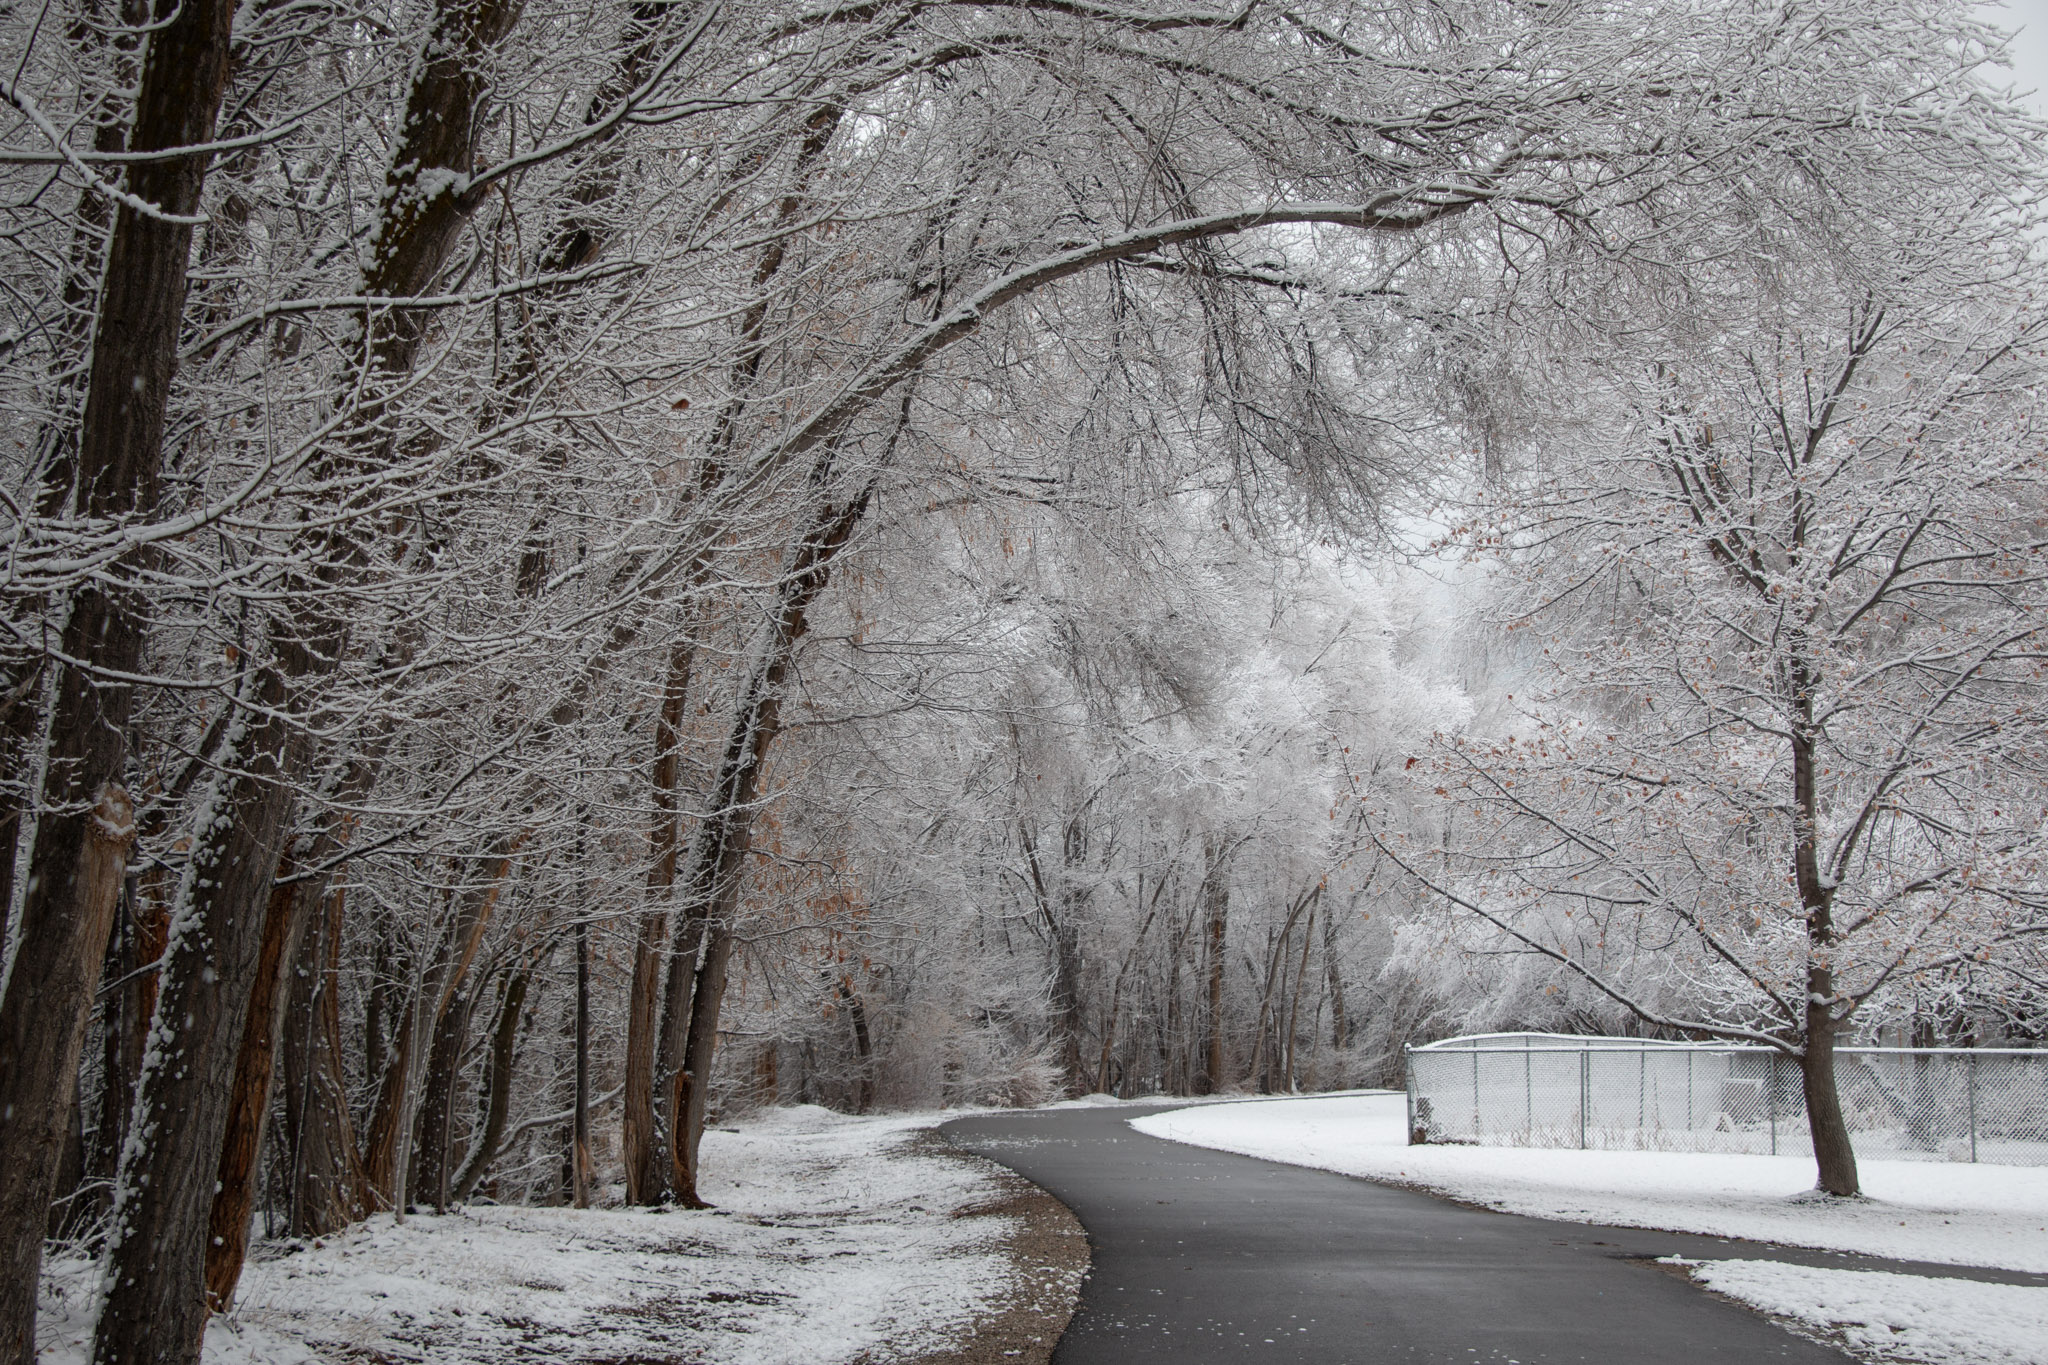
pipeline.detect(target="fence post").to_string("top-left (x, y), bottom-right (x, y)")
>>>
top-left (1524, 1042), bottom-right (1532, 1137)
top-left (1405, 1046), bottom-right (1415, 1146)
top-left (1473, 1046), bottom-right (1481, 1139)
top-left (1767, 1052), bottom-right (1778, 1157)
top-left (1579, 1049), bottom-right (1589, 1149)
top-left (1967, 1051), bottom-right (1979, 1164)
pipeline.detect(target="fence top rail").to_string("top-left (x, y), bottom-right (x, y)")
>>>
top-left (1409, 1034), bottom-right (2047, 1058)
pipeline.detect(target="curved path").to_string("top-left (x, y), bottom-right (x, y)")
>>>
top-left (942, 1102), bottom-right (1855, 1364)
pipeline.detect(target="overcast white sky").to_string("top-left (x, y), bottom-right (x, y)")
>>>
top-left (1983, 0), bottom-right (2048, 113)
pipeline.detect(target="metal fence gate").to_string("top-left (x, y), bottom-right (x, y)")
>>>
top-left (1404, 1032), bottom-right (2048, 1165)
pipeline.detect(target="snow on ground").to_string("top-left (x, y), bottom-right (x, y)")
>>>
top-left (1131, 1092), bottom-right (2048, 1272)
top-left (38, 1105), bottom-right (1035, 1365)
top-left (1679, 1260), bottom-right (2048, 1365)
top-left (1134, 1093), bottom-right (2048, 1365)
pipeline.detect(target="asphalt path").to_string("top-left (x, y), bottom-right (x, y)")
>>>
top-left (942, 1102), bottom-right (1880, 1365)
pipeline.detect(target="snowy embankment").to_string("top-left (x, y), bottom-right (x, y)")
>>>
top-left (38, 1106), bottom-right (1083, 1365)
top-left (1132, 1092), bottom-right (2048, 1365)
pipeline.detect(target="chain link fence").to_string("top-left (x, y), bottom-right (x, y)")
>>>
top-left (1404, 1032), bottom-right (2048, 1165)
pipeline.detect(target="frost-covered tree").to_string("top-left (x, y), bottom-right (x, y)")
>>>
top-left (1391, 229), bottom-right (2048, 1195)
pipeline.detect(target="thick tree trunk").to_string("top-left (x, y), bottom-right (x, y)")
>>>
top-left (0, 0), bottom-right (150, 929)
top-left (672, 925), bottom-right (735, 1207)
top-left (410, 981), bottom-right (475, 1212)
top-left (0, 0), bottom-right (234, 1346)
top-left (1801, 967), bottom-right (1860, 1197)
top-left (359, 988), bottom-right (419, 1206)
top-left (0, 786), bottom-right (134, 1362)
top-left (283, 888), bottom-right (367, 1236)
top-left (1789, 658), bottom-right (1859, 1197)
top-left (626, 641), bottom-right (694, 1205)
top-left (93, 691), bottom-right (303, 1365)
top-left (623, 912), bottom-right (671, 1204)
top-left (204, 875), bottom-right (310, 1311)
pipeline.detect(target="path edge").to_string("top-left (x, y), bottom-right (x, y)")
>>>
top-left (900, 1128), bottom-right (1090, 1365)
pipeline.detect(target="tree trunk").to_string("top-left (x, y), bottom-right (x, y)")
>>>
top-left (0, 0), bottom-right (234, 1344)
top-left (840, 979), bottom-right (874, 1114)
top-left (1197, 838), bottom-right (1230, 1095)
top-left (1789, 655), bottom-right (1859, 1197)
top-left (1096, 900), bottom-right (1158, 1095)
top-left (673, 924), bottom-right (736, 1207)
top-left (1053, 818), bottom-right (1089, 1096)
top-left (361, 841), bottom-right (520, 1206)
top-left (1801, 966), bottom-right (1860, 1197)
top-left (410, 981), bottom-right (475, 1212)
top-left (0, 666), bottom-right (43, 954)
top-left (665, 472), bottom-right (882, 1206)
top-left (283, 887), bottom-right (366, 1237)
top-left (573, 922), bottom-right (592, 1208)
top-left (1283, 896), bottom-right (1318, 1092)
top-left (93, 688), bottom-right (303, 1365)
top-left (0, 785), bottom-right (134, 1363)
top-left (0, 0), bottom-right (150, 933)
top-left (204, 874), bottom-right (309, 1311)
top-left (1323, 904), bottom-right (1350, 1054)
top-left (453, 969), bottom-right (529, 1202)
top-left (626, 641), bottom-right (693, 1205)
top-left (359, 985), bottom-right (420, 1206)
top-left (623, 911), bottom-right (670, 1204)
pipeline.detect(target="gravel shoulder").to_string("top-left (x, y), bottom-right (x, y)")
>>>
top-left (902, 1131), bottom-right (1090, 1365)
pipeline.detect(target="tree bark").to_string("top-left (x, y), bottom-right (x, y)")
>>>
top-left (626, 641), bottom-right (693, 1205)
top-left (359, 986), bottom-right (420, 1206)
top-left (410, 980), bottom-right (476, 1212)
top-left (840, 979), bottom-right (874, 1114)
top-left (93, 686), bottom-right (303, 1365)
top-left (1054, 818), bottom-right (1089, 1096)
top-left (572, 922), bottom-right (592, 1207)
top-left (453, 969), bottom-right (529, 1202)
top-left (0, 785), bottom-right (134, 1362)
top-left (204, 874), bottom-right (309, 1311)
top-left (1801, 967), bottom-right (1860, 1195)
top-left (283, 886), bottom-right (367, 1236)
top-left (0, 0), bottom-right (234, 1346)
top-left (0, 0), bottom-right (150, 929)
top-left (1790, 654), bottom-right (1860, 1197)
top-left (624, 911), bottom-right (671, 1204)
